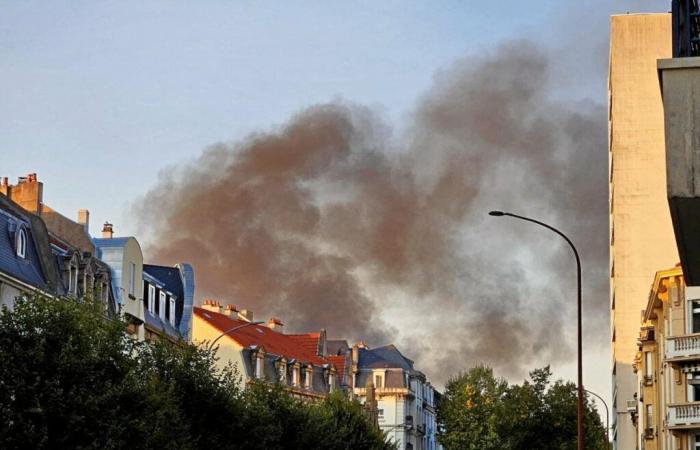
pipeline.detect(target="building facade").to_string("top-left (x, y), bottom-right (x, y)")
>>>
top-left (633, 266), bottom-right (700, 449)
top-left (609, 13), bottom-right (679, 449)
top-left (351, 343), bottom-right (441, 450)
top-left (191, 301), bottom-right (338, 400)
top-left (142, 263), bottom-right (195, 342)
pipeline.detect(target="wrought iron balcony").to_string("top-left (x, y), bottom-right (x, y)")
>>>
top-left (666, 334), bottom-right (700, 362)
top-left (668, 402), bottom-right (700, 428)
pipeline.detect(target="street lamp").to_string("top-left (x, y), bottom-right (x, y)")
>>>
top-left (488, 210), bottom-right (584, 450)
top-left (585, 388), bottom-right (610, 450)
top-left (207, 320), bottom-right (264, 351)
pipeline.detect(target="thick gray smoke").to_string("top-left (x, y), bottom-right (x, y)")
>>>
top-left (137, 40), bottom-right (607, 382)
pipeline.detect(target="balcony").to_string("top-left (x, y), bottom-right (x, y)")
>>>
top-left (668, 403), bottom-right (700, 429)
top-left (666, 334), bottom-right (700, 362)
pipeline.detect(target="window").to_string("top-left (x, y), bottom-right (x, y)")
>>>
top-left (328, 372), bottom-right (335, 392)
top-left (375, 374), bottom-right (383, 389)
top-left (689, 373), bottom-right (700, 401)
top-left (148, 285), bottom-right (155, 314)
top-left (159, 291), bottom-right (166, 321)
top-left (378, 408), bottom-right (384, 418)
top-left (695, 434), bottom-right (700, 450)
top-left (278, 360), bottom-right (287, 383)
top-left (16, 228), bottom-right (26, 258)
top-left (255, 354), bottom-right (264, 379)
top-left (169, 297), bottom-right (176, 326)
top-left (645, 404), bottom-right (653, 435)
top-left (292, 365), bottom-right (300, 386)
top-left (691, 300), bottom-right (700, 333)
top-left (644, 352), bottom-right (653, 383)
top-left (128, 262), bottom-right (136, 297)
top-left (304, 366), bottom-right (313, 389)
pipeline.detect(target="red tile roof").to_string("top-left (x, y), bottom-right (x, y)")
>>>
top-left (287, 333), bottom-right (321, 356)
top-left (194, 307), bottom-right (328, 366)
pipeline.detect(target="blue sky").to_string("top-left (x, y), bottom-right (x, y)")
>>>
top-left (2, 0), bottom-right (667, 237)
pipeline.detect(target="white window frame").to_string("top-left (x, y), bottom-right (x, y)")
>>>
top-left (16, 227), bottom-right (27, 258)
top-left (292, 364), bottom-right (300, 387)
top-left (328, 372), bottom-right (336, 392)
top-left (159, 291), bottom-right (166, 320)
top-left (255, 354), bottom-right (264, 379)
top-left (148, 284), bottom-right (156, 314)
top-left (374, 371), bottom-right (384, 389)
top-left (169, 297), bottom-right (176, 326)
top-left (644, 351), bottom-right (653, 381)
top-left (304, 366), bottom-right (313, 390)
top-left (278, 360), bottom-right (287, 383)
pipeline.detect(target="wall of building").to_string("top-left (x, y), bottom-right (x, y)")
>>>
top-left (609, 13), bottom-right (677, 450)
top-left (190, 312), bottom-right (248, 388)
top-left (0, 280), bottom-right (22, 310)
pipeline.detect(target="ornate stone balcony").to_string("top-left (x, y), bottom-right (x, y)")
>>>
top-left (668, 403), bottom-right (700, 429)
top-left (666, 334), bottom-right (700, 362)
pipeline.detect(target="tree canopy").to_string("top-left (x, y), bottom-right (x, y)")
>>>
top-left (438, 365), bottom-right (607, 450)
top-left (0, 295), bottom-right (394, 449)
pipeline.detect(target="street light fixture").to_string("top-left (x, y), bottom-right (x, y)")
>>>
top-left (207, 320), bottom-right (265, 352)
top-left (488, 210), bottom-right (584, 450)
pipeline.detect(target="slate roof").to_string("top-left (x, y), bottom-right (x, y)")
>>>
top-left (144, 309), bottom-right (182, 339)
top-left (0, 194), bottom-right (62, 293)
top-left (194, 307), bottom-right (328, 365)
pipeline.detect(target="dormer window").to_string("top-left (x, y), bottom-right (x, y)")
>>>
top-left (169, 297), bottom-right (176, 326)
top-left (292, 363), bottom-right (301, 387)
top-left (148, 285), bottom-right (156, 314)
top-left (16, 227), bottom-right (27, 259)
top-left (255, 352), bottom-right (264, 379)
top-left (304, 365), bottom-right (313, 390)
top-left (159, 291), bottom-right (166, 321)
top-left (277, 358), bottom-right (288, 384)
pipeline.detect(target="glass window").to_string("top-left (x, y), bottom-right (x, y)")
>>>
top-left (159, 292), bottom-right (166, 320)
top-left (256, 356), bottom-right (263, 379)
top-left (148, 285), bottom-right (155, 313)
top-left (169, 297), bottom-right (176, 325)
top-left (644, 352), bottom-right (653, 380)
top-left (16, 228), bottom-right (26, 258)
top-left (375, 374), bottom-right (383, 388)
top-left (645, 404), bottom-right (653, 430)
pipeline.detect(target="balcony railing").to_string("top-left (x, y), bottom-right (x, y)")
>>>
top-left (666, 334), bottom-right (700, 361)
top-left (668, 403), bottom-right (700, 428)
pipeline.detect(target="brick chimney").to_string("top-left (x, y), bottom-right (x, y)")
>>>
top-left (223, 304), bottom-right (239, 318)
top-left (1, 173), bottom-right (43, 212)
top-left (267, 317), bottom-right (284, 333)
top-left (77, 209), bottom-right (90, 234)
top-left (101, 222), bottom-right (114, 239)
top-left (202, 299), bottom-right (223, 313)
top-left (238, 309), bottom-right (254, 323)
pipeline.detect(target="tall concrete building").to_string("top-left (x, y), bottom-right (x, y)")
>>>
top-left (609, 13), bottom-right (678, 449)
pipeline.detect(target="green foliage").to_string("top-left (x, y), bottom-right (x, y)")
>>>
top-left (438, 365), bottom-right (608, 450)
top-left (0, 295), bottom-right (393, 449)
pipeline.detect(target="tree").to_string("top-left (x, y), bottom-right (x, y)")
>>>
top-left (0, 295), bottom-right (394, 449)
top-left (438, 365), bottom-right (607, 450)
top-left (437, 365), bottom-right (507, 450)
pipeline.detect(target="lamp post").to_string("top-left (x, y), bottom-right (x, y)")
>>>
top-left (207, 321), bottom-right (264, 351)
top-left (585, 388), bottom-right (610, 450)
top-left (488, 210), bottom-right (584, 450)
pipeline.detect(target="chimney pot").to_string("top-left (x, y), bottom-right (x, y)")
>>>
top-left (101, 222), bottom-right (114, 239)
top-left (267, 317), bottom-right (284, 333)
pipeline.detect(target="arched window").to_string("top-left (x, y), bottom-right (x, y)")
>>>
top-left (16, 227), bottom-right (27, 258)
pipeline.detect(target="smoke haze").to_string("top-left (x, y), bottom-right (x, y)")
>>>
top-left (138, 40), bottom-right (607, 382)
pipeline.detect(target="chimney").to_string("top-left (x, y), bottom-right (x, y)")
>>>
top-left (223, 304), bottom-right (239, 319)
top-left (267, 317), bottom-right (284, 333)
top-left (4, 173), bottom-right (43, 212)
top-left (101, 222), bottom-right (114, 239)
top-left (238, 309), bottom-right (254, 323)
top-left (202, 299), bottom-right (222, 313)
top-left (77, 209), bottom-right (90, 234)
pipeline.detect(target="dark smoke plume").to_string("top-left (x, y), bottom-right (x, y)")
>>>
top-left (137, 40), bottom-right (607, 382)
